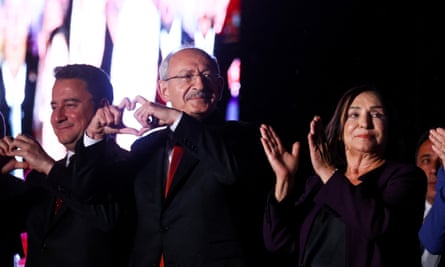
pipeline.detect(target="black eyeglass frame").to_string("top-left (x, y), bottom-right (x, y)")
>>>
top-left (162, 72), bottom-right (222, 83)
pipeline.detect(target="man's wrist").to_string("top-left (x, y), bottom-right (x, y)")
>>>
top-left (169, 112), bottom-right (183, 132)
top-left (84, 131), bottom-right (103, 147)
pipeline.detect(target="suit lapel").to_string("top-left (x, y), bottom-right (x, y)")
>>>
top-left (44, 195), bottom-right (63, 234)
top-left (134, 128), bottom-right (199, 203)
top-left (133, 128), bottom-right (171, 203)
top-left (164, 149), bottom-right (198, 202)
top-left (45, 158), bottom-right (69, 230)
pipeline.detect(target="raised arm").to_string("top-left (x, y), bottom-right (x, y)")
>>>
top-left (259, 124), bottom-right (300, 202)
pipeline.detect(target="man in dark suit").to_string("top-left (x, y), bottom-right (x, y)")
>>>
top-left (0, 64), bottom-right (133, 267)
top-left (79, 47), bottom-right (277, 267)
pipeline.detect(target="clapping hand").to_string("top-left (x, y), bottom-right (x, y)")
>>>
top-left (429, 127), bottom-right (445, 190)
top-left (260, 124), bottom-right (300, 202)
top-left (308, 116), bottom-right (336, 184)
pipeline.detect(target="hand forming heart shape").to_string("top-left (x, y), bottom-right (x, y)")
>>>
top-left (101, 96), bottom-right (161, 137)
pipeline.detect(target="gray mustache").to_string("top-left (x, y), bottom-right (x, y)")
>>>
top-left (186, 91), bottom-right (212, 100)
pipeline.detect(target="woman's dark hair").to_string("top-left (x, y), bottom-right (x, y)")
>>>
top-left (324, 84), bottom-right (399, 170)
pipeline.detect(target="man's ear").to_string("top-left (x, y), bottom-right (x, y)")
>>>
top-left (157, 80), bottom-right (169, 103)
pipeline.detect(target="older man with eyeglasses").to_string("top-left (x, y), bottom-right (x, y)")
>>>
top-left (76, 46), bottom-right (278, 267)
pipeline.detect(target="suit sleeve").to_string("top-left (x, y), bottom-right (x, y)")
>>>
top-left (263, 176), bottom-right (321, 254)
top-left (419, 167), bottom-right (445, 254)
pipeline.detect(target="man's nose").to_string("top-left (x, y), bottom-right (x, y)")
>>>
top-left (51, 107), bottom-right (66, 122)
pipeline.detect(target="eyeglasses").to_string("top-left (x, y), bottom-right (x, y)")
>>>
top-left (163, 72), bottom-right (220, 84)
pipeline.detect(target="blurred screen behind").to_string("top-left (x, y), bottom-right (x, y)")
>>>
top-left (0, 0), bottom-right (240, 158)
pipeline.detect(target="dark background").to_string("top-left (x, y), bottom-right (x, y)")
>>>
top-left (215, 0), bottom-right (444, 165)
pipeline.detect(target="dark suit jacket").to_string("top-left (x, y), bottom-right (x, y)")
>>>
top-left (0, 138), bottom-right (134, 267)
top-left (0, 63), bottom-right (37, 137)
top-left (124, 112), bottom-right (275, 267)
top-left (64, 111), bottom-right (268, 266)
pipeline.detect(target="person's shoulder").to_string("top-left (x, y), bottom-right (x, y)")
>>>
top-left (385, 160), bottom-right (421, 171)
top-left (142, 125), bottom-right (169, 137)
top-left (131, 126), bottom-right (169, 154)
top-left (383, 160), bottom-right (426, 179)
